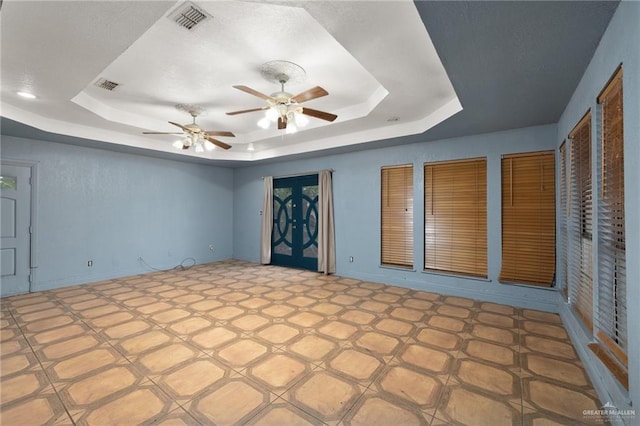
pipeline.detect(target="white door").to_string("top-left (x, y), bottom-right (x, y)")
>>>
top-left (1, 164), bottom-right (32, 296)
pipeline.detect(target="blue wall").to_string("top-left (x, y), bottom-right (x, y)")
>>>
top-left (233, 124), bottom-right (560, 312)
top-left (1, 2), bottom-right (636, 418)
top-left (233, 3), bottom-right (640, 411)
top-left (555, 0), bottom-right (639, 418)
top-left (1, 135), bottom-right (234, 292)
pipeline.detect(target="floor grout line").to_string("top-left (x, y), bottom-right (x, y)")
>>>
top-left (1, 261), bottom-right (603, 426)
top-left (6, 308), bottom-right (78, 426)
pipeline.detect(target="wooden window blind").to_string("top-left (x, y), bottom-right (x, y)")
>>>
top-left (595, 66), bottom-right (627, 383)
top-left (381, 165), bottom-right (413, 267)
top-left (569, 111), bottom-right (593, 331)
top-left (424, 158), bottom-right (487, 277)
top-left (559, 142), bottom-right (569, 299)
top-left (499, 151), bottom-right (556, 286)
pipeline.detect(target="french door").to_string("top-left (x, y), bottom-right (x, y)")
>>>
top-left (271, 174), bottom-right (318, 270)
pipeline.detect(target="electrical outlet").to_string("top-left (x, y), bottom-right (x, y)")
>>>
top-left (87, 260), bottom-right (93, 267)
top-left (209, 244), bottom-right (215, 252)
top-left (349, 256), bottom-right (354, 263)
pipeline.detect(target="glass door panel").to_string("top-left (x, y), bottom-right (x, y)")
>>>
top-left (273, 187), bottom-right (293, 256)
top-left (302, 185), bottom-right (318, 259)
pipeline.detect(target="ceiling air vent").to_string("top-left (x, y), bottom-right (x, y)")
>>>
top-left (95, 78), bottom-right (119, 91)
top-left (169, 2), bottom-right (209, 31)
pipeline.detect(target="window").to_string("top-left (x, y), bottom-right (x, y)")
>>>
top-left (499, 151), bottom-right (556, 286)
top-left (559, 142), bottom-right (569, 299)
top-left (0, 175), bottom-right (17, 189)
top-left (381, 165), bottom-right (413, 267)
top-left (569, 111), bottom-right (593, 330)
top-left (593, 65), bottom-right (627, 387)
top-left (424, 158), bottom-right (487, 277)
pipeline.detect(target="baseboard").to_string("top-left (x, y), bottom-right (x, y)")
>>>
top-left (342, 269), bottom-right (560, 312)
top-left (30, 258), bottom-right (230, 293)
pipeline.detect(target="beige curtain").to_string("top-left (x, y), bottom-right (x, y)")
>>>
top-left (260, 176), bottom-right (273, 264)
top-left (318, 170), bottom-right (336, 274)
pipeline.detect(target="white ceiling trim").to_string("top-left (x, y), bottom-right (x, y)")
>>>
top-left (0, 1), bottom-right (460, 162)
top-left (249, 97), bottom-right (463, 161)
top-left (1, 103), bottom-right (248, 161)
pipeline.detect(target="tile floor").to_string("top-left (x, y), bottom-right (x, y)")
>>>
top-left (0, 260), bottom-right (603, 425)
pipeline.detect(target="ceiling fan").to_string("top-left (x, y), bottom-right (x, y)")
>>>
top-left (226, 74), bottom-right (338, 131)
top-left (143, 108), bottom-right (234, 151)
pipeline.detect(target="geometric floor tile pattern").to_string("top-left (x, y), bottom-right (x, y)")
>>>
top-left (0, 260), bottom-right (603, 425)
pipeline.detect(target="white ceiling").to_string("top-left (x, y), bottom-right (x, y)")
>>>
top-left (0, 0), bottom-right (460, 162)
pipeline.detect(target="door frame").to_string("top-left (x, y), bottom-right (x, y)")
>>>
top-left (1, 159), bottom-right (39, 293)
top-left (271, 174), bottom-right (319, 271)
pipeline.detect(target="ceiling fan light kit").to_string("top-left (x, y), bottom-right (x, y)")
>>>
top-left (227, 60), bottom-right (338, 133)
top-left (143, 106), bottom-right (234, 152)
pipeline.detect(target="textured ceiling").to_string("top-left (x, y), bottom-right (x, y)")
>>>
top-left (0, 1), bottom-right (459, 162)
top-left (1, 1), bottom-right (620, 166)
top-left (415, 0), bottom-right (620, 142)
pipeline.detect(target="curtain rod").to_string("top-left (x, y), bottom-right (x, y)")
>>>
top-left (261, 169), bottom-right (334, 179)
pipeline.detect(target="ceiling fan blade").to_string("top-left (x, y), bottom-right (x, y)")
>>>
top-left (205, 136), bottom-right (232, 150)
top-left (169, 121), bottom-right (191, 132)
top-left (142, 132), bottom-right (183, 135)
top-left (301, 107), bottom-right (338, 122)
top-left (233, 85), bottom-right (272, 101)
top-left (226, 107), bottom-right (267, 116)
top-left (291, 86), bottom-right (329, 103)
top-left (277, 117), bottom-right (287, 130)
top-left (205, 130), bottom-right (235, 137)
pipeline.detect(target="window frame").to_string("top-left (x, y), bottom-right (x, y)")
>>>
top-left (499, 150), bottom-right (556, 287)
top-left (380, 164), bottom-right (414, 269)
top-left (559, 141), bottom-right (569, 299)
top-left (568, 110), bottom-right (594, 332)
top-left (423, 157), bottom-right (488, 278)
top-left (591, 64), bottom-right (628, 389)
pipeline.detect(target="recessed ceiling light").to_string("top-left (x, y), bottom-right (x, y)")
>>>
top-left (247, 143), bottom-right (255, 151)
top-left (17, 91), bottom-right (36, 99)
